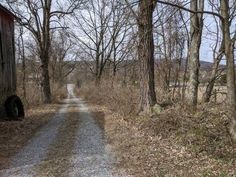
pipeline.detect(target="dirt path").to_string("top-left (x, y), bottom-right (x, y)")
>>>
top-left (0, 98), bottom-right (128, 177)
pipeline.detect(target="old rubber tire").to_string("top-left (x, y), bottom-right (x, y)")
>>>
top-left (5, 95), bottom-right (25, 120)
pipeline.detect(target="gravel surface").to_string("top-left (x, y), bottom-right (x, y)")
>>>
top-left (0, 97), bottom-right (129, 177)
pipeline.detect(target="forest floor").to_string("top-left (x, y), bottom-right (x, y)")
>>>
top-left (88, 103), bottom-right (236, 177)
top-left (77, 82), bottom-right (236, 176)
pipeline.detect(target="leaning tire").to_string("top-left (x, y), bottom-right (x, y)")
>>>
top-left (5, 95), bottom-right (25, 120)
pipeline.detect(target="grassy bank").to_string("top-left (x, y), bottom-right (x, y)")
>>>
top-left (82, 83), bottom-right (236, 176)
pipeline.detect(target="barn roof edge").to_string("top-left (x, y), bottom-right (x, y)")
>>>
top-left (0, 4), bottom-right (17, 19)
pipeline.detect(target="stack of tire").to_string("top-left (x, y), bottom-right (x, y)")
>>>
top-left (4, 95), bottom-right (24, 120)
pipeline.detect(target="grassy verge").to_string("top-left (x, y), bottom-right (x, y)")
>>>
top-left (82, 84), bottom-right (236, 177)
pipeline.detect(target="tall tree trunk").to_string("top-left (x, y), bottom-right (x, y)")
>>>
top-left (186, 0), bottom-right (204, 106)
top-left (138, 0), bottom-right (157, 113)
top-left (40, 0), bottom-right (52, 103)
top-left (182, 52), bottom-right (189, 100)
top-left (113, 44), bottom-right (117, 78)
top-left (220, 0), bottom-right (236, 141)
top-left (95, 52), bottom-right (100, 85)
top-left (226, 41), bottom-right (236, 141)
top-left (41, 52), bottom-right (51, 103)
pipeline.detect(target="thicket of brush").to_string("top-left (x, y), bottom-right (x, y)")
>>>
top-left (17, 82), bottom-right (67, 108)
top-left (80, 79), bottom-right (236, 168)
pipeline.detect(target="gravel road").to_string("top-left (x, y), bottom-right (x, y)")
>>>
top-left (0, 97), bottom-right (129, 177)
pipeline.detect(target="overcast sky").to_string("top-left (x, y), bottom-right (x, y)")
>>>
top-left (0, 0), bottom-right (234, 64)
top-left (200, 1), bottom-right (235, 64)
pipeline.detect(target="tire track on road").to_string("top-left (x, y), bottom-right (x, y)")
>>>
top-left (0, 98), bottom-right (130, 177)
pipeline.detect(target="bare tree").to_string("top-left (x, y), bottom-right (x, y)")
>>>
top-left (203, 8), bottom-right (224, 102)
top-left (153, 4), bottom-right (187, 99)
top-left (137, 0), bottom-right (157, 112)
top-left (186, 0), bottom-right (204, 106)
top-left (16, 25), bottom-right (27, 99)
top-left (50, 30), bottom-right (77, 88)
top-left (6, 0), bottom-right (85, 103)
top-left (109, 1), bottom-right (133, 79)
top-left (220, 0), bottom-right (236, 141)
top-left (124, 0), bottom-right (161, 113)
top-left (73, 0), bottom-right (112, 85)
top-left (155, 0), bottom-right (236, 140)
top-left (73, 0), bottom-right (132, 85)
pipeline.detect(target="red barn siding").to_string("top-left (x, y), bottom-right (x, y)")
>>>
top-left (0, 5), bottom-right (16, 115)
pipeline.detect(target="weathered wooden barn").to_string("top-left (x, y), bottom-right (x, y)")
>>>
top-left (0, 4), bottom-right (24, 119)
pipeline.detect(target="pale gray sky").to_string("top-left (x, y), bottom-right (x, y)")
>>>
top-left (1, 0), bottom-right (235, 64)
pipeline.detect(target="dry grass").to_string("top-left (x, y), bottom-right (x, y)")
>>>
top-left (198, 86), bottom-right (227, 103)
top-left (79, 81), bottom-right (139, 116)
top-left (0, 104), bottom-right (60, 170)
top-left (17, 83), bottom-right (67, 108)
top-left (83, 83), bottom-right (236, 177)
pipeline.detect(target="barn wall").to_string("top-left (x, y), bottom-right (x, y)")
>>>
top-left (0, 10), bottom-right (16, 117)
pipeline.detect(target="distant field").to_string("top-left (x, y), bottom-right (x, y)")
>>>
top-left (169, 85), bottom-right (227, 103)
top-left (198, 86), bottom-right (227, 103)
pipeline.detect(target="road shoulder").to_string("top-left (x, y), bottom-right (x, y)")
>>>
top-left (0, 104), bottom-right (60, 170)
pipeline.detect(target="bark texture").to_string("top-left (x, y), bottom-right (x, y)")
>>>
top-left (186, 0), bottom-right (204, 106)
top-left (220, 0), bottom-right (236, 141)
top-left (40, 0), bottom-right (52, 103)
top-left (138, 1), bottom-right (157, 113)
